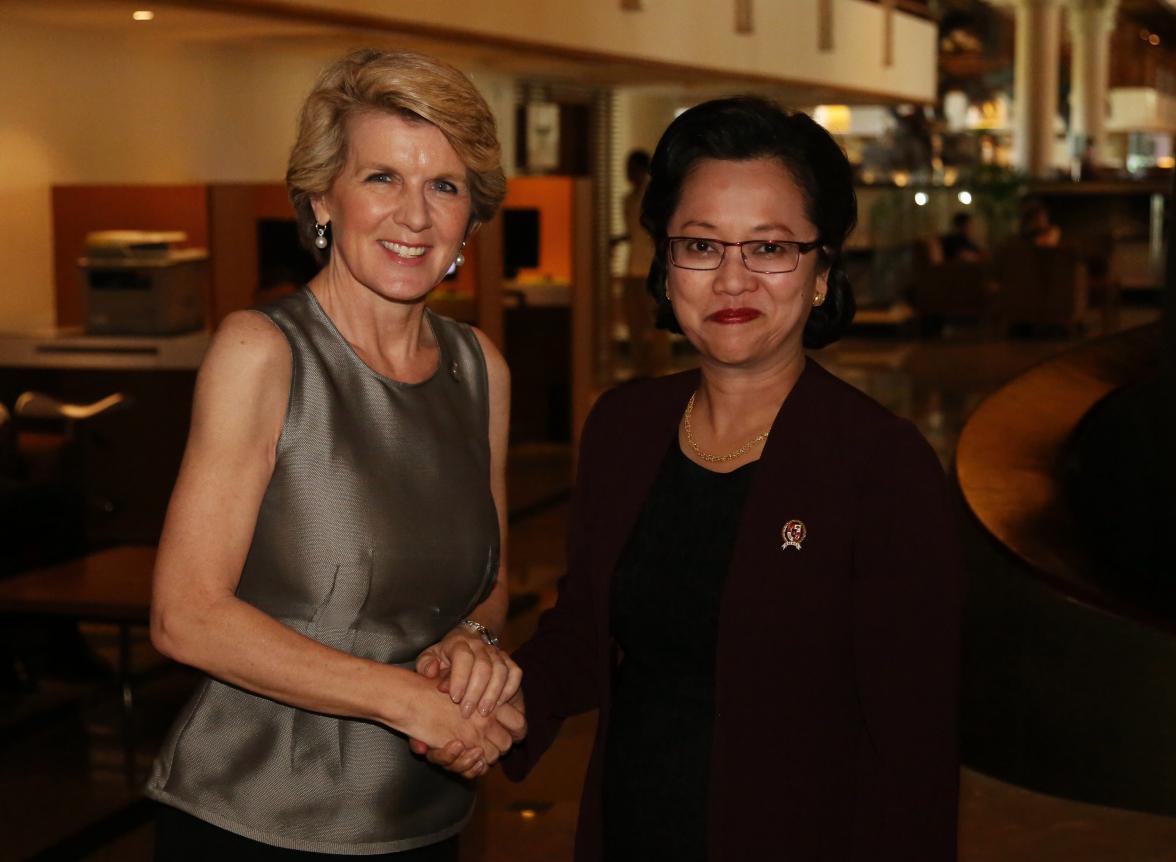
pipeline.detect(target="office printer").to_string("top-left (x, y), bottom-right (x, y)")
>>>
top-left (79, 230), bottom-right (208, 335)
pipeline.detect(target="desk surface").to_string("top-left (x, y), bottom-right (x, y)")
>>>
top-left (0, 546), bottom-right (155, 622)
top-left (0, 329), bottom-right (209, 370)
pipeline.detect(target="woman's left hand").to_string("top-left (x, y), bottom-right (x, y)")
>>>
top-left (410, 690), bottom-right (526, 779)
top-left (416, 625), bottom-right (522, 718)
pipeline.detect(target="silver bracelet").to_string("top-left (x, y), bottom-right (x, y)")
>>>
top-left (459, 618), bottom-right (500, 648)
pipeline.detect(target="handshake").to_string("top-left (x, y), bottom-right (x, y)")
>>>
top-left (407, 624), bottom-right (526, 779)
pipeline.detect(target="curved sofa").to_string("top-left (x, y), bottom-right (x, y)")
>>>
top-left (955, 322), bottom-right (1176, 815)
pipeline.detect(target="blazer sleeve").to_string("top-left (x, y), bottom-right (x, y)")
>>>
top-left (501, 399), bottom-right (610, 781)
top-left (849, 419), bottom-right (964, 859)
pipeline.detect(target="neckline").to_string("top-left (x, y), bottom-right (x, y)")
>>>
top-left (303, 288), bottom-right (445, 388)
top-left (673, 441), bottom-right (759, 477)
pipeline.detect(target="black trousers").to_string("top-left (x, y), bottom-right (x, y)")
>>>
top-left (154, 805), bottom-right (460, 862)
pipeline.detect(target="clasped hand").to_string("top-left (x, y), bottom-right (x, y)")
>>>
top-left (410, 625), bottom-right (526, 778)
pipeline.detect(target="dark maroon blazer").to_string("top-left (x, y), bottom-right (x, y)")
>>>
top-left (503, 359), bottom-right (963, 861)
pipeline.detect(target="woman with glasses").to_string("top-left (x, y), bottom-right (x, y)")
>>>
top-left (423, 96), bottom-right (964, 860)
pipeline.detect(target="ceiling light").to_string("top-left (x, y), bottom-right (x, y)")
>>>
top-left (914, 192), bottom-right (929, 206)
top-left (958, 191), bottom-right (973, 205)
top-left (132, 10), bottom-right (154, 21)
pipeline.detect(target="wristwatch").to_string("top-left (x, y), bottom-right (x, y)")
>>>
top-left (460, 618), bottom-right (500, 648)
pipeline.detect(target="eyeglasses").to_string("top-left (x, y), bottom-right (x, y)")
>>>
top-left (666, 236), bottom-right (822, 274)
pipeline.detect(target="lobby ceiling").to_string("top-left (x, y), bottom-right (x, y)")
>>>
top-left (1, 0), bottom-right (923, 105)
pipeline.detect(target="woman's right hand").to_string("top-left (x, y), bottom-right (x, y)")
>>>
top-left (409, 689), bottom-right (526, 779)
top-left (400, 674), bottom-right (520, 771)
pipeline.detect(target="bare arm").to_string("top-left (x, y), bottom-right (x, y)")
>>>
top-left (416, 328), bottom-right (522, 717)
top-left (150, 312), bottom-right (514, 758)
top-left (465, 326), bottom-right (511, 637)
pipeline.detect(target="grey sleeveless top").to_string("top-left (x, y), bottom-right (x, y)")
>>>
top-left (146, 289), bottom-right (500, 854)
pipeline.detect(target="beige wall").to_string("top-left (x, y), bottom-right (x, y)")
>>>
top-left (0, 21), bottom-right (316, 329)
top-left (0, 0), bottom-right (935, 331)
top-left (0, 20), bottom-right (519, 331)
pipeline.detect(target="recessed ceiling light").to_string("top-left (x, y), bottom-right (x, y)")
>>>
top-left (132, 10), bottom-right (155, 21)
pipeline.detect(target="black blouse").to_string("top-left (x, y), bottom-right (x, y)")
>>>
top-left (603, 443), bottom-right (757, 860)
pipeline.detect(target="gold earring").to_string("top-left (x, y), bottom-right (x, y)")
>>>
top-left (812, 292), bottom-right (825, 307)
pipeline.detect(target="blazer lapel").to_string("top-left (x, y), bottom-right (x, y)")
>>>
top-left (718, 360), bottom-right (830, 635)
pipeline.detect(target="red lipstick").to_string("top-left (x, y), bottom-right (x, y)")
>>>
top-left (707, 308), bottom-right (762, 324)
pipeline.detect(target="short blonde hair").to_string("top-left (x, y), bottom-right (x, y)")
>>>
top-left (286, 49), bottom-right (506, 262)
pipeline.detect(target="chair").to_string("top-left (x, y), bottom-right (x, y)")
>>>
top-left (1, 392), bottom-right (125, 691)
top-left (995, 240), bottom-right (1088, 336)
top-left (11, 391), bottom-right (127, 485)
top-left (1, 391), bottom-right (126, 570)
top-left (908, 240), bottom-right (998, 332)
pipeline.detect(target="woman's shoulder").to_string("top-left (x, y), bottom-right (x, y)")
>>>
top-left (208, 310), bottom-right (289, 362)
top-left (807, 360), bottom-right (909, 430)
top-left (197, 311), bottom-right (292, 403)
top-left (424, 311), bottom-right (502, 368)
top-left (589, 370), bottom-right (697, 425)
top-left (804, 360), bottom-right (938, 471)
top-left (467, 324), bottom-right (509, 408)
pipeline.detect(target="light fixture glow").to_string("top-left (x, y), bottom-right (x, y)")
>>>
top-left (519, 809), bottom-right (537, 820)
top-left (132, 10), bottom-right (155, 21)
top-left (1149, 34), bottom-right (1161, 46)
top-left (914, 192), bottom-right (929, 207)
top-left (813, 105), bottom-right (852, 135)
top-left (957, 190), bottom-right (973, 205)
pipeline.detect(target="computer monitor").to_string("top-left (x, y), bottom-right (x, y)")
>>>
top-left (503, 208), bottom-right (540, 278)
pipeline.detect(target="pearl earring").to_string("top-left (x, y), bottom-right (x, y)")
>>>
top-left (314, 223), bottom-right (329, 250)
top-left (454, 241), bottom-right (466, 268)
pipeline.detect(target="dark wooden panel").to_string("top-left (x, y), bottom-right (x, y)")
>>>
top-left (52, 186), bottom-right (209, 327)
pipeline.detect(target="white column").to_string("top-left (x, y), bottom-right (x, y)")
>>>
top-left (1067, 0), bottom-right (1118, 162)
top-left (1011, 0), bottom-right (1062, 177)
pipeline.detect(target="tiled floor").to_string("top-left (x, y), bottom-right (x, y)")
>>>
top-left (3, 305), bottom-right (1174, 861)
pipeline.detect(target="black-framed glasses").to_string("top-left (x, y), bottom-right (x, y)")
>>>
top-left (666, 236), bottom-right (822, 274)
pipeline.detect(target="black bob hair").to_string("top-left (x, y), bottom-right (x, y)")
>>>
top-left (639, 96), bottom-right (857, 349)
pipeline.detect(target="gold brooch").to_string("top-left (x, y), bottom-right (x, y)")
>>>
top-left (781, 519), bottom-right (807, 551)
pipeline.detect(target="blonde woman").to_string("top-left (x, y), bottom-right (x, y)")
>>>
top-left (146, 50), bottom-right (522, 860)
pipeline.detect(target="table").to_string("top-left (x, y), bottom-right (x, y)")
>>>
top-left (0, 546), bottom-right (157, 783)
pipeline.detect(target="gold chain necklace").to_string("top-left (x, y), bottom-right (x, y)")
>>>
top-left (682, 391), bottom-right (770, 463)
